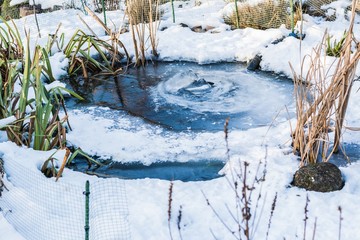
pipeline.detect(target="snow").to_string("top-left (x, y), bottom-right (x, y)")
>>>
top-left (1, 0), bottom-right (360, 239)
top-left (0, 213), bottom-right (25, 240)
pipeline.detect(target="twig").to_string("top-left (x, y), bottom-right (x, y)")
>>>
top-left (202, 190), bottom-right (238, 240)
top-left (168, 182), bottom-right (174, 240)
top-left (311, 217), bottom-right (317, 240)
top-left (303, 194), bottom-right (310, 240)
top-left (55, 148), bottom-right (71, 182)
top-left (338, 206), bottom-right (343, 240)
top-left (177, 205), bottom-right (183, 240)
top-left (32, 0), bottom-right (41, 38)
top-left (77, 14), bottom-right (98, 38)
top-left (265, 192), bottom-right (277, 240)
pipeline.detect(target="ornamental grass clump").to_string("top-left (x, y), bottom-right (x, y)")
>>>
top-left (64, 29), bottom-right (116, 77)
top-left (224, 0), bottom-right (301, 30)
top-left (7, 38), bottom-right (82, 150)
top-left (0, 19), bottom-right (83, 151)
top-left (291, 1), bottom-right (359, 165)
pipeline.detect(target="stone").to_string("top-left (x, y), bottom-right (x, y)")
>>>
top-left (191, 25), bottom-right (205, 33)
top-left (292, 162), bottom-right (344, 192)
top-left (191, 25), bottom-right (216, 33)
top-left (247, 55), bottom-right (262, 71)
top-left (179, 23), bottom-right (189, 28)
top-left (19, 5), bottom-right (41, 18)
top-left (204, 25), bottom-right (215, 31)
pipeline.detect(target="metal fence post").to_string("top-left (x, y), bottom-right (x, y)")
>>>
top-left (171, 0), bottom-right (175, 23)
top-left (84, 180), bottom-right (90, 240)
top-left (102, 0), bottom-right (107, 27)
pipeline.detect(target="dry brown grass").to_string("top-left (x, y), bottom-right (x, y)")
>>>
top-left (291, 1), bottom-right (360, 165)
top-left (126, 0), bottom-right (161, 66)
top-left (126, 0), bottom-right (160, 25)
top-left (224, 0), bottom-right (301, 30)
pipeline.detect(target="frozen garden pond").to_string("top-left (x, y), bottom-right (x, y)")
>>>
top-left (68, 62), bottom-right (295, 131)
top-left (66, 62), bottom-right (296, 180)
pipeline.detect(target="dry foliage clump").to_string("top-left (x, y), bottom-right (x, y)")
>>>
top-left (291, 1), bottom-right (360, 165)
top-left (224, 0), bottom-right (301, 30)
top-left (126, 0), bottom-right (160, 25)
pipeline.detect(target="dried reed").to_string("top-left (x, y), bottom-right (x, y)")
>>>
top-left (126, 0), bottom-right (161, 66)
top-left (291, 0), bottom-right (360, 165)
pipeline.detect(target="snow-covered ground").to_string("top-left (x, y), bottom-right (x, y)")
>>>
top-left (1, 0), bottom-right (360, 239)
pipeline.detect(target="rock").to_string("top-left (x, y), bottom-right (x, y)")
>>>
top-left (179, 23), bottom-right (189, 28)
top-left (205, 25), bottom-right (215, 31)
top-left (247, 55), bottom-right (262, 71)
top-left (292, 162), bottom-right (344, 192)
top-left (191, 25), bottom-right (216, 33)
top-left (19, 4), bottom-right (41, 18)
top-left (271, 36), bottom-right (286, 45)
top-left (191, 25), bottom-right (205, 33)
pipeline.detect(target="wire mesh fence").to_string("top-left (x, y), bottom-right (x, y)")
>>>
top-left (45, 0), bottom-right (359, 30)
top-left (0, 158), bottom-right (131, 240)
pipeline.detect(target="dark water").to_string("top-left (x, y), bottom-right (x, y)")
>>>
top-left (328, 143), bottom-right (360, 167)
top-left (68, 158), bottom-right (225, 181)
top-left (68, 62), bottom-right (295, 131)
